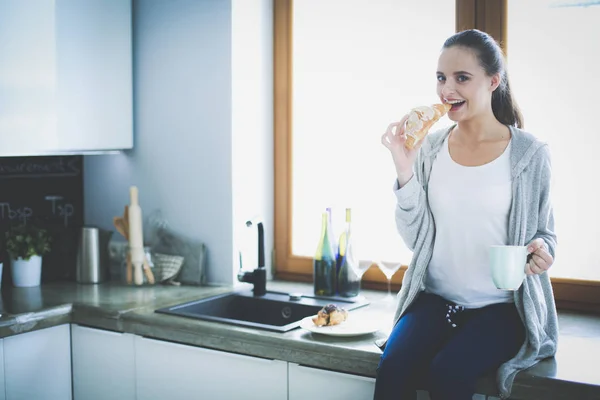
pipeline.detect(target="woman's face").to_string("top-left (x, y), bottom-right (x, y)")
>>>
top-left (436, 46), bottom-right (500, 123)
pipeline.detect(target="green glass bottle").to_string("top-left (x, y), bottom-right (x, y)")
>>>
top-left (337, 208), bottom-right (361, 297)
top-left (313, 211), bottom-right (336, 296)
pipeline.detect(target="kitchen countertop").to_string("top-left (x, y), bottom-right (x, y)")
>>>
top-left (0, 280), bottom-right (598, 400)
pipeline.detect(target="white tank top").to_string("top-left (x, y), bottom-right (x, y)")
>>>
top-left (425, 135), bottom-right (514, 308)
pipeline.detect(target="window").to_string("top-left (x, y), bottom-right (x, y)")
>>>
top-left (275, 0), bottom-right (600, 310)
top-left (507, 0), bottom-right (600, 281)
top-left (292, 0), bottom-right (455, 263)
top-left (275, 0), bottom-right (456, 286)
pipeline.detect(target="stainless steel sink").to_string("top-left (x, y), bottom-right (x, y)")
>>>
top-left (155, 290), bottom-right (369, 332)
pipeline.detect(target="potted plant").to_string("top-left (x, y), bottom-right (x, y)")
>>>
top-left (5, 225), bottom-right (51, 287)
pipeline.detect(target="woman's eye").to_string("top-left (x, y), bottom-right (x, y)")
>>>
top-left (437, 75), bottom-right (445, 82)
top-left (457, 75), bottom-right (469, 82)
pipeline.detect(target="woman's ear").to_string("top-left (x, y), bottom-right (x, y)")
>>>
top-left (490, 73), bottom-right (502, 92)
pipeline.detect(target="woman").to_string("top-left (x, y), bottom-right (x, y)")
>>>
top-left (376, 29), bottom-right (558, 400)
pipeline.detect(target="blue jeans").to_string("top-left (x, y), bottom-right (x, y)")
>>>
top-left (373, 292), bottom-right (525, 400)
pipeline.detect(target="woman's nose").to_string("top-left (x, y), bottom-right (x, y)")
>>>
top-left (441, 85), bottom-right (456, 99)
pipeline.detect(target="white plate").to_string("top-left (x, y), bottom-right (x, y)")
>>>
top-left (299, 315), bottom-right (380, 337)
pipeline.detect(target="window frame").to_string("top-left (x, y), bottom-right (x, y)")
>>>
top-left (273, 0), bottom-right (600, 312)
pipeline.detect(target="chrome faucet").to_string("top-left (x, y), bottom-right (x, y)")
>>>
top-left (237, 218), bottom-right (267, 296)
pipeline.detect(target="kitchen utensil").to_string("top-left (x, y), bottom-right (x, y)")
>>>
top-left (114, 195), bottom-right (155, 286)
top-left (113, 214), bottom-right (133, 284)
top-left (128, 186), bottom-right (145, 285)
top-left (142, 253), bottom-right (155, 284)
top-left (76, 226), bottom-right (113, 284)
top-left (151, 253), bottom-right (184, 285)
top-left (113, 216), bottom-right (128, 239)
top-left (123, 205), bottom-right (130, 235)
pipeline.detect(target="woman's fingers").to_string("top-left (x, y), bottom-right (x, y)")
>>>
top-left (381, 132), bottom-right (391, 148)
top-left (383, 117), bottom-right (410, 143)
top-left (398, 114), bottom-right (410, 131)
top-left (382, 115), bottom-right (412, 154)
top-left (524, 262), bottom-right (544, 275)
top-left (524, 238), bottom-right (553, 275)
top-left (530, 261), bottom-right (545, 275)
top-left (382, 125), bottom-right (402, 149)
top-left (525, 255), bottom-right (548, 276)
top-left (533, 247), bottom-right (553, 266)
top-left (386, 115), bottom-right (410, 137)
top-left (385, 122), bottom-right (404, 141)
top-left (531, 254), bottom-right (549, 272)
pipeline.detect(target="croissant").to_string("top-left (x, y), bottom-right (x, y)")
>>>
top-left (312, 304), bottom-right (349, 327)
top-left (404, 103), bottom-right (452, 149)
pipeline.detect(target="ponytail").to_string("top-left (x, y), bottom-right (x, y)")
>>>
top-left (491, 72), bottom-right (523, 128)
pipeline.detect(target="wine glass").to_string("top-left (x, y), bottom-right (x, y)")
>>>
top-left (375, 260), bottom-right (402, 304)
top-left (338, 243), bottom-right (372, 298)
top-left (352, 258), bottom-right (373, 280)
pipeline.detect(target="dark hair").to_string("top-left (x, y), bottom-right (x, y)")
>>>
top-left (443, 29), bottom-right (523, 129)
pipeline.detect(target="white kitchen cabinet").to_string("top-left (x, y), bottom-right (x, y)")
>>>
top-left (4, 324), bottom-right (72, 400)
top-left (288, 363), bottom-right (375, 400)
top-left (71, 325), bottom-right (136, 400)
top-left (416, 390), bottom-right (495, 399)
top-left (135, 336), bottom-right (287, 400)
top-left (0, 0), bottom-right (132, 156)
top-left (0, 339), bottom-right (5, 400)
top-left (288, 366), bottom-right (493, 400)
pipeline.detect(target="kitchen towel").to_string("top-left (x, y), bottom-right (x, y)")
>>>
top-left (152, 227), bottom-right (207, 286)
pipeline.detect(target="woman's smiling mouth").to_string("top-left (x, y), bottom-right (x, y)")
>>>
top-left (445, 99), bottom-right (466, 111)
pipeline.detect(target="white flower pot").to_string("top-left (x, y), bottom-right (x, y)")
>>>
top-left (11, 256), bottom-right (42, 287)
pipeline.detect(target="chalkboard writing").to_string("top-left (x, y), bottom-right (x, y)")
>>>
top-left (0, 155), bottom-right (83, 283)
top-left (0, 200), bottom-right (75, 227)
top-left (0, 156), bottom-right (81, 179)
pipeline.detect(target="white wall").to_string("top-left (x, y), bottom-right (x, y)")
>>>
top-left (84, 0), bottom-right (274, 285)
top-left (231, 0), bottom-right (274, 279)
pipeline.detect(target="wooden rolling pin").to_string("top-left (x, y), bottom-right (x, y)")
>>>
top-left (128, 186), bottom-right (145, 285)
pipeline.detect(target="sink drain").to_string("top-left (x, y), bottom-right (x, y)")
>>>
top-left (281, 306), bottom-right (292, 319)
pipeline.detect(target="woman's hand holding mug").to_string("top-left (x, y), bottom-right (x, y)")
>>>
top-left (525, 238), bottom-right (553, 275)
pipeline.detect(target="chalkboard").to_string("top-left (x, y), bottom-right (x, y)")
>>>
top-left (0, 157), bottom-right (81, 179)
top-left (0, 156), bottom-right (84, 283)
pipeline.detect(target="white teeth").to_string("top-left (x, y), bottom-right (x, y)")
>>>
top-left (446, 99), bottom-right (465, 104)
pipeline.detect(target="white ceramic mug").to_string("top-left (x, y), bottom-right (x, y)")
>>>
top-left (490, 245), bottom-right (528, 290)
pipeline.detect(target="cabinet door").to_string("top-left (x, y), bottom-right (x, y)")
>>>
top-left (288, 363), bottom-right (375, 400)
top-left (0, 0), bottom-right (59, 156)
top-left (4, 324), bottom-right (72, 400)
top-left (0, 339), bottom-right (5, 400)
top-left (0, 0), bottom-right (132, 157)
top-left (71, 325), bottom-right (135, 400)
top-left (415, 390), bottom-right (492, 399)
top-left (135, 336), bottom-right (287, 400)
top-left (55, 0), bottom-right (133, 152)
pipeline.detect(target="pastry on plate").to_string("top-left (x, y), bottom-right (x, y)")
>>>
top-left (312, 304), bottom-right (349, 327)
top-left (404, 103), bottom-right (452, 149)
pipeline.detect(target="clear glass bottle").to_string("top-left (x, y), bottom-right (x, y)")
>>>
top-left (327, 207), bottom-right (337, 258)
top-left (336, 208), bottom-right (361, 297)
top-left (313, 211), bottom-right (336, 296)
top-left (335, 208), bottom-right (350, 279)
